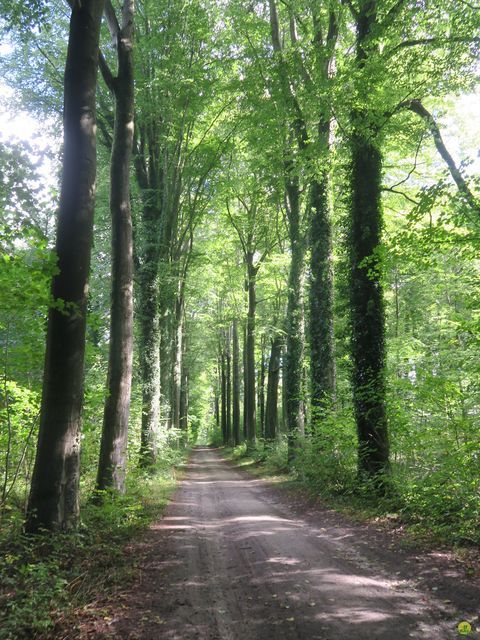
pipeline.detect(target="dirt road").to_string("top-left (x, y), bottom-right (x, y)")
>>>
top-left (105, 447), bottom-right (479, 639)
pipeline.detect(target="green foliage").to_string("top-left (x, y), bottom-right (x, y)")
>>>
top-left (0, 0), bottom-right (478, 599)
top-left (0, 456), bottom-right (182, 640)
top-left (398, 441), bottom-right (480, 544)
top-left (297, 415), bottom-right (358, 495)
top-left (0, 0), bottom-right (49, 35)
top-left (0, 139), bottom-right (56, 511)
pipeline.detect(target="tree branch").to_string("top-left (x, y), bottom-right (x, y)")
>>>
top-left (380, 0), bottom-right (408, 31)
top-left (341, 0), bottom-right (359, 21)
top-left (269, 0), bottom-right (283, 53)
top-left (312, 8), bottom-right (323, 49)
top-left (458, 0), bottom-right (480, 8)
top-left (226, 200), bottom-right (248, 259)
top-left (398, 99), bottom-right (480, 215)
top-left (289, 13), bottom-right (313, 89)
top-left (386, 36), bottom-right (480, 57)
top-left (104, 0), bottom-right (120, 41)
top-left (326, 9), bottom-right (339, 49)
top-left (268, 0), bottom-right (308, 149)
top-left (387, 131), bottom-right (425, 190)
top-left (98, 51), bottom-right (116, 93)
top-left (381, 186), bottom-right (420, 205)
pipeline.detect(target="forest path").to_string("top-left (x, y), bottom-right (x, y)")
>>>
top-left (103, 447), bottom-right (479, 639)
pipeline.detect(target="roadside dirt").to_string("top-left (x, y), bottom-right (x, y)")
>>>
top-left (77, 447), bottom-right (480, 639)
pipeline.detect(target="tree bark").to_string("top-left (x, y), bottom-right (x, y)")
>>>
top-left (134, 132), bottom-right (163, 466)
top-left (285, 175), bottom-right (305, 465)
top-left (171, 293), bottom-right (184, 433)
top-left (309, 133), bottom-right (335, 418)
top-left (265, 333), bottom-right (282, 441)
top-left (138, 210), bottom-right (161, 466)
top-left (258, 334), bottom-right (266, 438)
top-left (179, 361), bottom-right (188, 436)
top-left (214, 386), bottom-right (220, 432)
top-left (226, 326), bottom-right (232, 445)
top-left (399, 99), bottom-right (480, 216)
top-left (26, 0), bottom-right (105, 532)
top-left (232, 318), bottom-right (241, 445)
top-left (349, 0), bottom-right (390, 481)
top-left (160, 304), bottom-right (171, 430)
top-left (243, 319), bottom-right (248, 440)
top-left (96, 0), bottom-right (134, 495)
top-left (220, 350), bottom-right (227, 444)
top-left (245, 256), bottom-right (257, 449)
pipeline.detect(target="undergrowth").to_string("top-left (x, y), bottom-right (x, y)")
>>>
top-left (0, 454), bottom-right (184, 640)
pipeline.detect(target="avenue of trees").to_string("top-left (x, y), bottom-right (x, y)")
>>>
top-left (1, 0), bottom-right (479, 544)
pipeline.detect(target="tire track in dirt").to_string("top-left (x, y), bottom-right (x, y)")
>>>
top-left (102, 447), bottom-right (479, 639)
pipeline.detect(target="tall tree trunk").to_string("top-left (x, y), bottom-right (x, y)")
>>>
top-left (226, 326), bottom-right (232, 445)
top-left (214, 386), bottom-right (220, 432)
top-left (265, 333), bottom-right (282, 441)
top-left (285, 176), bottom-right (305, 465)
top-left (308, 0), bottom-right (338, 423)
top-left (269, 0), bottom-right (307, 464)
top-left (134, 133), bottom-right (163, 466)
top-left (160, 305), bottom-right (171, 430)
top-left (220, 350), bottom-right (227, 444)
top-left (258, 335), bottom-right (266, 439)
top-left (349, 0), bottom-right (389, 481)
top-left (309, 147), bottom-right (335, 418)
top-left (232, 318), bottom-right (241, 445)
top-left (96, 0), bottom-right (134, 495)
top-left (171, 294), bottom-right (184, 433)
top-left (243, 320), bottom-right (248, 440)
top-left (245, 257), bottom-right (257, 449)
top-left (350, 128), bottom-right (389, 478)
top-left (179, 315), bottom-right (188, 438)
top-left (179, 363), bottom-right (188, 436)
top-left (26, 0), bottom-right (105, 532)
top-left (138, 213), bottom-right (161, 466)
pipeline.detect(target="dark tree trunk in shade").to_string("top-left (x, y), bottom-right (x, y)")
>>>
top-left (179, 363), bottom-right (188, 435)
top-left (350, 130), bottom-right (389, 478)
top-left (133, 134), bottom-right (163, 465)
top-left (179, 322), bottom-right (188, 437)
top-left (220, 352), bottom-right (227, 444)
top-left (285, 176), bottom-right (306, 465)
top-left (138, 213), bottom-right (161, 466)
top-left (160, 310), bottom-right (171, 429)
top-left (309, 166), bottom-right (335, 419)
top-left (349, 0), bottom-right (389, 480)
top-left (26, 0), bottom-right (105, 532)
top-left (268, 0), bottom-right (338, 448)
top-left (96, 0), bottom-right (134, 495)
top-left (308, 2), bottom-right (338, 424)
top-left (226, 327), bottom-right (232, 445)
top-left (242, 320), bottom-right (248, 440)
top-left (258, 335), bottom-right (266, 438)
top-left (269, 0), bottom-right (307, 463)
top-left (133, 123), bottom-right (163, 465)
top-left (245, 257), bottom-right (257, 449)
top-left (171, 293), bottom-right (185, 432)
top-left (281, 363), bottom-right (287, 432)
top-left (214, 390), bottom-right (220, 431)
top-left (232, 319), bottom-right (241, 445)
top-left (264, 333), bottom-right (282, 441)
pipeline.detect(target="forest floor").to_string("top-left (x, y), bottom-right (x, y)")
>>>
top-left (74, 446), bottom-right (480, 639)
